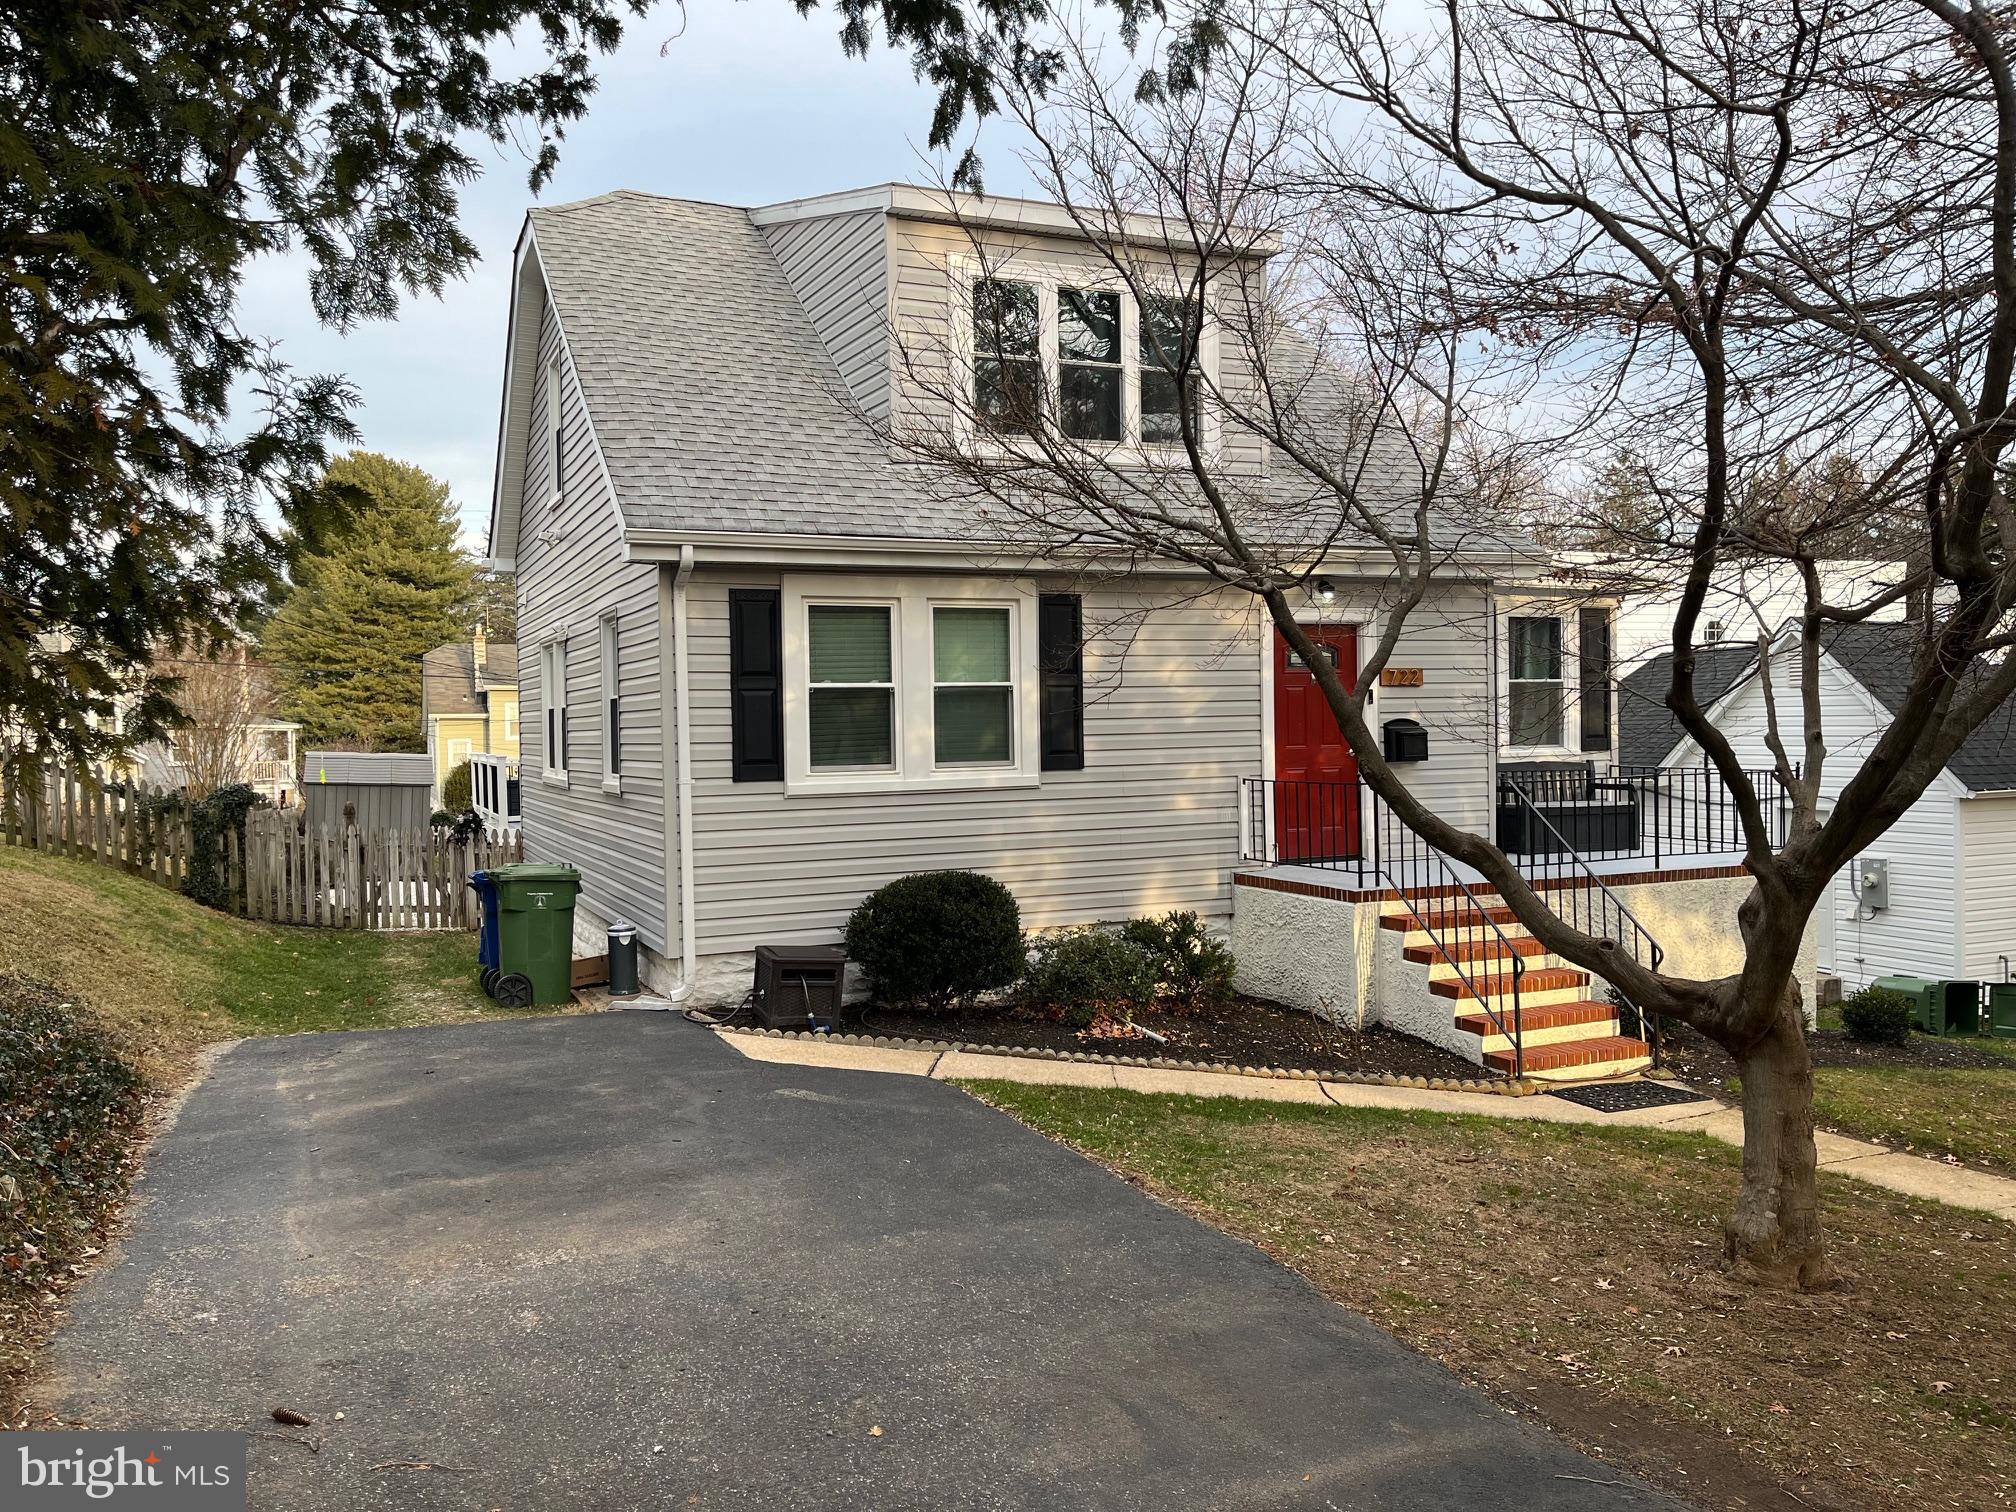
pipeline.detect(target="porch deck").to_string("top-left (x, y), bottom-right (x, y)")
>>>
top-left (1237, 849), bottom-right (1751, 904)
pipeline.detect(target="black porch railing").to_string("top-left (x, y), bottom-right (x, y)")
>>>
top-left (1238, 776), bottom-right (1523, 1076)
top-left (1495, 763), bottom-right (1795, 867)
top-left (1494, 781), bottom-right (1668, 1064)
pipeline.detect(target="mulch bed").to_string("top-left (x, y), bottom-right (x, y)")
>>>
top-left (843, 995), bottom-right (1485, 1080)
top-left (1662, 1017), bottom-right (2016, 1092)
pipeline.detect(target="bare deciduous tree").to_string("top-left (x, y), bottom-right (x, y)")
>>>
top-left (877, 0), bottom-right (2016, 1288)
top-left (157, 644), bottom-right (282, 800)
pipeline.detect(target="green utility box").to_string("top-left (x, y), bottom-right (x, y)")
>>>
top-left (1871, 976), bottom-right (1937, 1032)
top-left (1989, 982), bottom-right (2016, 1039)
top-left (490, 862), bottom-right (582, 1008)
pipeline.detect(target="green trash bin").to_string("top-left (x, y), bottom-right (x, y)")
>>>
top-left (1937, 980), bottom-right (1983, 1036)
top-left (491, 863), bottom-right (582, 1008)
top-left (1871, 976), bottom-right (1937, 1033)
top-left (1989, 982), bottom-right (2016, 1039)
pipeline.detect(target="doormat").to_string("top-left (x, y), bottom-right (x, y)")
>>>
top-left (1549, 1079), bottom-right (1710, 1114)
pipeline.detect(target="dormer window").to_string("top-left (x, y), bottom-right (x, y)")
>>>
top-left (966, 273), bottom-right (1212, 450)
top-left (1058, 289), bottom-right (1122, 441)
top-left (974, 279), bottom-right (1042, 435)
top-left (1140, 295), bottom-right (1200, 444)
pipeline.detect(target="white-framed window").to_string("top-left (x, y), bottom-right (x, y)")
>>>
top-left (503, 705), bottom-right (520, 742)
top-left (807, 602), bottom-right (897, 771)
top-left (783, 575), bottom-right (1040, 795)
top-left (1057, 287), bottom-right (1123, 442)
top-left (933, 606), bottom-right (1015, 764)
top-left (447, 738), bottom-right (473, 766)
top-left (973, 278), bottom-right (1042, 435)
top-left (1139, 294), bottom-right (1201, 444)
top-left (599, 612), bottom-right (622, 790)
top-left (541, 637), bottom-right (568, 780)
top-left (1507, 616), bottom-right (1565, 748)
top-left (961, 261), bottom-right (1216, 454)
top-left (546, 353), bottom-right (566, 503)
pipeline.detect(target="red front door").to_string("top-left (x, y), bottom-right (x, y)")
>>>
top-left (1274, 625), bottom-right (1360, 861)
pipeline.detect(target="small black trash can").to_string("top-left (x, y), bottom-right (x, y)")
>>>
top-left (607, 919), bottom-right (641, 999)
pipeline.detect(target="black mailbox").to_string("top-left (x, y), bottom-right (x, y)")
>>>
top-left (1383, 717), bottom-right (1429, 762)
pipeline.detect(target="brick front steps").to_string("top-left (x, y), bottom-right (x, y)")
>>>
top-left (1485, 1035), bottom-right (1654, 1078)
top-left (1385, 895), bottom-right (1652, 1082)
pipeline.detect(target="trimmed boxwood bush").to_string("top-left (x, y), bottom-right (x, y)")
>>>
top-left (1122, 910), bottom-right (1236, 1011)
top-left (844, 870), bottom-right (1023, 1011)
top-left (0, 976), bottom-right (144, 1296)
top-left (1021, 927), bottom-right (1160, 1028)
top-left (1841, 985), bottom-right (1915, 1045)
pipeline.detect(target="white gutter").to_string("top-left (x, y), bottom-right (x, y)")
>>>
top-left (643, 545), bottom-right (700, 1006)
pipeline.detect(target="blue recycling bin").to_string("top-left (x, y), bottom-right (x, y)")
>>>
top-left (469, 870), bottom-right (502, 996)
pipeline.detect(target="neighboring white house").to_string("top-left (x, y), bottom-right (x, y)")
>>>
top-left (486, 182), bottom-right (1804, 1080)
top-left (1593, 556), bottom-right (1905, 670)
top-left (1629, 622), bottom-right (2016, 991)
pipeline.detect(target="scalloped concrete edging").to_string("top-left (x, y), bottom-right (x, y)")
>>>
top-left (708, 1026), bottom-right (2016, 1223)
top-left (713, 1024), bottom-right (1543, 1096)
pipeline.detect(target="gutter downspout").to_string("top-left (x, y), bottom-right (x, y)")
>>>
top-left (642, 545), bottom-right (699, 1006)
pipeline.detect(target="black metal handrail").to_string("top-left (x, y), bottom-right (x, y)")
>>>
top-left (1496, 780), bottom-right (1667, 1064)
top-left (1368, 796), bottom-right (1526, 1079)
top-left (1239, 775), bottom-right (1370, 883)
top-left (1238, 775), bottom-right (1523, 1077)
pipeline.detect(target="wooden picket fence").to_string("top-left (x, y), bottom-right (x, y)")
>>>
top-left (1, 768), bottom-right (521, 932)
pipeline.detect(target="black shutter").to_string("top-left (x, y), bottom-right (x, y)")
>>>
top-left (1039, 593), bottom-right (1085, 771)
top-left (730, 588), bottom-right (784, 781)
top-left (1579, 608), bottom-right (1613, 752)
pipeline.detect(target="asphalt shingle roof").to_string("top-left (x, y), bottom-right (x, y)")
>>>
top-left (1818, 622), bottom-right (2016, 793)
top-left (525, 190), bottom-right (1531, 555)
top-left (421, 642), bottom-right (517, 721)
top-left (1619, 623), bottom-right (2016, 791)
top-left (1616, 643), bottom-right (1761, 767)
top-left (530, 193), bottom-right (952, 539)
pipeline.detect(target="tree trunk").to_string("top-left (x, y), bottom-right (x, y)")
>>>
top-left (1723, 979), bottom-right (1837, 1290)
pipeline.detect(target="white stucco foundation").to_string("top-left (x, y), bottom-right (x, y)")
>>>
top-left (1230, 881), bottom-right (1376, 1026)
top-left (1230, 864), bottom-right (1821, 1046)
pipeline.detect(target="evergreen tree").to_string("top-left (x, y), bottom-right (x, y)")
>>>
top-left (261, 454), bottom-right (475, 752)
top-left (0, 1), bottom-right (634, 767)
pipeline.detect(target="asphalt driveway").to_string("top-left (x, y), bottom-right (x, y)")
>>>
top-left (41, 1014), bottom-right (1678, 1509)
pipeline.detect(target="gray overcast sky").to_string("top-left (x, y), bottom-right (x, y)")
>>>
top-left (236, 5), bottom-right (1043, 548)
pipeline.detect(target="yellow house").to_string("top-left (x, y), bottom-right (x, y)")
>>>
top-left (420, 628), bottom-right (519, 804)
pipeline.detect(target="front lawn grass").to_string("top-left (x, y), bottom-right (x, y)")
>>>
top-left (1810, 1065), bottom-right (2016, 1174)
top-left (964, 1081), bottom-right (2016, 1512)
top-left (0, 845), bottom-right (531, 1084)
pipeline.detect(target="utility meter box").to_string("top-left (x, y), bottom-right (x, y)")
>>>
top-left (1858, 856), bottom-right (1889, 912)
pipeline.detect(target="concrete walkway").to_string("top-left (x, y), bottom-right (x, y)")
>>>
top-left (718, 1029), bottom-right (2016, 1224)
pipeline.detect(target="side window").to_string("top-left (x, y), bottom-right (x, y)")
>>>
top-left (1507, 616), bottom-right (1564, 746)
top-left (1140, 295), bottom-right (1199, 444)
top-left (932, 606), bottom-right (1015, 766)
top-left (600, 613), bottom-right (622, 782)
top-left (806, 604), bottom-right (895, 771)
top-left (547, 354), bottom-right (566, 501)
top-left (542, 639), bottom-right (568, 776)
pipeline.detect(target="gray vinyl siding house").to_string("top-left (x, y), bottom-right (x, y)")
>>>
top-left (488, 184), bottom-right (1575, 1004)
